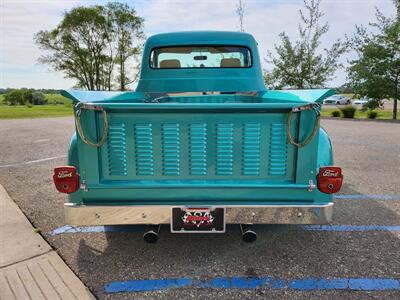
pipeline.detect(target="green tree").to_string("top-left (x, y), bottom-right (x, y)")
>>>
top-left (4, 90), bottom-right (37, 105)
top-left (347, 0), bottom-right (399, 119)
top-left (105, 3), bottom-right (145, 91)
top-left (265, 0), bottom-right (347, 89)
top-left (32, 91), bottom-right (47, 105)
top-left (34, 2), bottom-right (144, 91)
top-left (22, 90), bottom-right (34, 105)
top-left (4, 90), bottom-right (25, 105)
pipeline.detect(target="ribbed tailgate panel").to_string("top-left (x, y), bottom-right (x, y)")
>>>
top-left (99, 113), bottom-right (295, 181)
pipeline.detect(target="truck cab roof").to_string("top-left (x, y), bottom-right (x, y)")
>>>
top-left (145, 31), bottom-right (257, 47)
top-left (136, 31), bottom-right (266, 93)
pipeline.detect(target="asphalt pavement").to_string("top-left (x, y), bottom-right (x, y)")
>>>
top-left (0, 117), bottom-right (399, 299)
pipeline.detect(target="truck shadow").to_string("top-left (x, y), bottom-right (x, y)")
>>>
top-left (75, 185), bottom-right (400, 296)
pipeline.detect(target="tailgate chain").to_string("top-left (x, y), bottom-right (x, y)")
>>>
top-left (287, 103), bottom-right (321, 148)
top-left (74, 102), bottom-right (108, 147)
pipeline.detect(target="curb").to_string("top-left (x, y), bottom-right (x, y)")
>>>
top-left (321, 116), bottom-right (400, 124)
top-left (0, 184), bottom-right (95, 299)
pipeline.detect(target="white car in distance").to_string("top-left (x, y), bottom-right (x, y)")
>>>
top-left (323, 95), bottom-right (351, 105)
top-left (353, 97), bottom-right (373, 105)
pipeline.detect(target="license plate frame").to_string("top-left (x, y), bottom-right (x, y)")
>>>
top-left (170, 207), bottom-right (225, 233)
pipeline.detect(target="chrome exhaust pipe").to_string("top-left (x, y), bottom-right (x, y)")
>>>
top-left (240, 224), bottom-right (257, 243)
top-left (143, 225), bottom-right (161, 243)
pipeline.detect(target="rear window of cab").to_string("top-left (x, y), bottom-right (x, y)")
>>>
top-left (150, 45), bottom-right (252, 69)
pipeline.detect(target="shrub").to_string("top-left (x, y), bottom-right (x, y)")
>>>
top-left (361, 99), bottom-right (383, 112)
top-left (331, 110), bottom-right (341, 117)
top-left (22, 90), bottom-right (34, 105)
top-left (3, 89), bottom-right (48, 106)
top-left (26, 103), bottom-right (33, 108)
top-left (339, 105), bottom-right (356, 118)
top-left (367, 110), bottom-right (378, 119)
top-left (4, 90), bottom-right (25, 105)
top-left (32, 91), bottom-right (47, 105)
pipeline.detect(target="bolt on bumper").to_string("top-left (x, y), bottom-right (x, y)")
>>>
top-left (64, 203), bottom-right (333, 226)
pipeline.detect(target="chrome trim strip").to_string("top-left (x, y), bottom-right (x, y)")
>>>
top-left (83, 183), bottom-right (311, 189)
top-left (64, 203), bottom-right (333, 226)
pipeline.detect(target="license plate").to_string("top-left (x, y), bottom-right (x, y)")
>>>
top-left (171, 207), bottom-right (225, 233)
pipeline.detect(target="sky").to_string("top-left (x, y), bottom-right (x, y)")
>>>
top-left (0, 0), bottom-right (396, 89)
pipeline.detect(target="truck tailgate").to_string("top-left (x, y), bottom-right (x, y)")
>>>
top-left (73, 102), bottom-right (322, 204)
top-left (104, 112), bottom-right (295, 179)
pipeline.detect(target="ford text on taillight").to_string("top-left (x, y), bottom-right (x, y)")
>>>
top-left (53, 166), bottom-right (79, 194)
top-left (317, 167), bottom-right (343, 194)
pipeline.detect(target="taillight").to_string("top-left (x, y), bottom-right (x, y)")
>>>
top-left (53, 166), bottom-right (79, 194)
top-left (317, 167), bottom-right (343, 194)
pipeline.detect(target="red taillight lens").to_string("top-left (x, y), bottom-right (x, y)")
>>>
top-left (53, 166), bottom-right (79, 194)
top-left (317, 167), bottom-right (343, 194)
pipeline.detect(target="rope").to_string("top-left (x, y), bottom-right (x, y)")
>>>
top-left (73, 100), bottom-right (318, 149)
top-left (74, 103), bottom-right (108, 147)
top-left (287, 104), bottom-right (320, 148)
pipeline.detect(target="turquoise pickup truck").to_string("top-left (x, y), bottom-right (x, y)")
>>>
top-left (54, 31), bottom-right (343, 243)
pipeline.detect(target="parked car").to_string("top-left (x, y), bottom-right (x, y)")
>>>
top-left (323, 95), bottom-right (351, 105)
top-left (353, 97), bottom-right (373, 105)
top-left (54, 31), bottom-right (343, 243)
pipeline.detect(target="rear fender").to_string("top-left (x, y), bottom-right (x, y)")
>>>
top-left (67, 133), bottom-right (79, 168)
top-left (316, 128), bottom-right (334, 168)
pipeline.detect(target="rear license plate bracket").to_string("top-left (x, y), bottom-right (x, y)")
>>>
top-left (171, 207), bottom-right (225, 233)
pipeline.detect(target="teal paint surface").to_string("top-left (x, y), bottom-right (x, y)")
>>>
top-left (137, 31), bottom-right (265, 93)
top-left (64, 31), bottom-right (336, 209)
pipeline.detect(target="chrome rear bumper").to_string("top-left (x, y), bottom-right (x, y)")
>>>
top-left (64, 203), bottom-right (333, 225)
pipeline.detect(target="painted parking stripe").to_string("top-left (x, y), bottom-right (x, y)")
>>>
top-left (49, 224), bottom-right (145, 236)
top-left (49, 224), bottom-right (400, 236)
top-left (105, 277), bottom-right (400, 293)
top-left (0, 155), bottom-right (67, 168)
top-left (300, 225), bottom-right (400, 232)
top-left (334, 194), bottom-right (400, 200)
top-left (106, 278), bottom-right (192, 293)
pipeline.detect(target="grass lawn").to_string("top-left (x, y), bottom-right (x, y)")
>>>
top-left (321, 107), bottom-right (394, 119)
top-left (0, 105), bottom-right (73, 119)
top-left (0, 93), bottom-right (73, 119)
top-left (0, 92), bottom-right (397, 120)
top-left (46, 93), bottom-right (71, 105)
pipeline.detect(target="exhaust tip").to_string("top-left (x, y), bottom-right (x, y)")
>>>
top-left (242, 230), bottom-right (257, 243)
top-left (240, 224), bottom-right (257, 243)
top-left (143, 230), bottom-right (159, 243)
top-left (143, 225), bottom-right (161, 243)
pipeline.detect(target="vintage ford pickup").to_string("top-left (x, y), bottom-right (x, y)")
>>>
top-left (54, 31), bottom-right (343, 242)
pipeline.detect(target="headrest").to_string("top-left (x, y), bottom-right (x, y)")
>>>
top-left (220, 58), bottom-right (241, 67)
top-left (159, 59), bottom-right (181, 68)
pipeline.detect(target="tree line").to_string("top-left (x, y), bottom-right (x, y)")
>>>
top-left (2, 90), bottom-right (47, 106)
top-left (0, 88), bottom-right (60, 95)
top-left (32, 0), bottom-right (398, 119)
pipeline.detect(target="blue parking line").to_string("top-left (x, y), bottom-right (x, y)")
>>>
top-left (49, 224), bottom-right (400, 236)
top-left (301, 225), bottom-right (400, 232)
top-left (105, 277), bottom-right (400, 293)
top-left (106, 278), bottom-right (192, 293)
top-left (334, 194), bottom-right (400, 200)
top-left (49, 224), bottom-right (144, 236)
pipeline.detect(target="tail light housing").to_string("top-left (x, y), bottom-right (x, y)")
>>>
top-left (317, 167), bottom-right (343, 194)
top-left (53, 166), bottom-right (79, 194)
